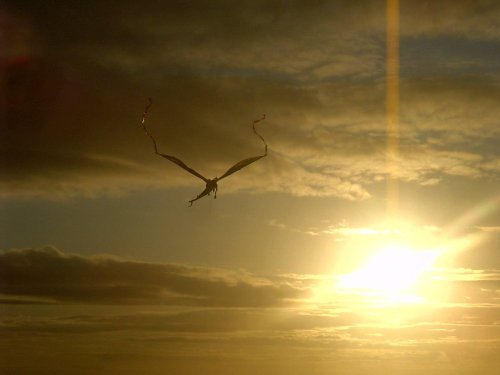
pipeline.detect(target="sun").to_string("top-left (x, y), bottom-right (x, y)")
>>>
top-left (336, 242), bottom-right (440, 304)
top-left (310, 211), bottom-right (495, 310)
top-left (338, 243), bottom-right (437, 291)
top-left (310, 215), bottom-right (490, 309)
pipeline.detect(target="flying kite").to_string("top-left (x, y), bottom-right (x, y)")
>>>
top-left (140, 98), bottom-right (267, 206)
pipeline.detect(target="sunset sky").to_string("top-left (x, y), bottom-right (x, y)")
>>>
top-left (1, 1), bottom-right (500, 374)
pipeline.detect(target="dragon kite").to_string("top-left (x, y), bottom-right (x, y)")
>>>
top-left (140, 98), bottom-right (267, 206)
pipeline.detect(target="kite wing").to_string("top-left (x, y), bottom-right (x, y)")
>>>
top-left (140, 98), bottom-right (208, 182)
top-left (218, 114), bottom-right (267, 181)
top-left (218, 155), bottom-right (266, 180)
top-left (157, 153), bottom-right (208, 182)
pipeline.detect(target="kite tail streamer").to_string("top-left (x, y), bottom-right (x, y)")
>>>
top-left (252, 114), bottom-right (267, 155)
top-left (140, 98), bottom-right (160, 154)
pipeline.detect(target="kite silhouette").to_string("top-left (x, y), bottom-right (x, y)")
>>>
top-left (140, 98), bottom-right (267, 206)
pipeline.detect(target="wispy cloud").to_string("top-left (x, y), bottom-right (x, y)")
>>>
top-left (401, 0), bottom-right (500, 39)
top-left (2, 1), bottom-right (499, 200)
top-left (475, 226), bottom-right (500, 233)
top-left (268, 219), bottom-right (431, 238)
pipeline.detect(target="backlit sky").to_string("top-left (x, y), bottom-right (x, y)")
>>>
top-left (1, 1), bottom-right (500, 374)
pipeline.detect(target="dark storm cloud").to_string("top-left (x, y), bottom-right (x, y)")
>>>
top-left (0, 247), bottom-right (308, 305)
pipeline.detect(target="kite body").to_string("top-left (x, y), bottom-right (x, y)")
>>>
top-left (140, 99), bottom-right (267, 206)
top-left (188, 178), bottom-right (218, 206)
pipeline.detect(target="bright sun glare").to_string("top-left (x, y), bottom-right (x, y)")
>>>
top-left (313, 211), bottom-right (492, 308)
top-left (338, 244), bottom-right (438, 291)
top-left (336, 243), bottom-right (440, 304)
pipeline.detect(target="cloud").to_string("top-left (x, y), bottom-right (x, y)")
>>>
top-left (1, 2), bottom-right (499, 201)
top-left (4, 246), bottom-right (497, 309)
top-left (0, 247), bottom-right (308, 306)
top-left (268, 218), bottom-right (399, 237)
top-left (1, 71), bottom-right (498, 201)
top-left (1, 247), bottom-right (499, 374)
top-left (36, 1), bottom-right (386, 80)
top-left (401, 0), bottom-right (500, 39)
top-left (475, 226), bottom-right (500, 233)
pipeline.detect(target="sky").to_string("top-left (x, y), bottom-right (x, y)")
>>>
top-left (1, 0), bottom-right (500, 374)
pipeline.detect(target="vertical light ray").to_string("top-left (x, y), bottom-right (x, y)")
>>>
top-left (386, 0), bottom-right (400, 219)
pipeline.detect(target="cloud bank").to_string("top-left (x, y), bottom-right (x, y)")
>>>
top-left (0, 247), bottom-right (307, 306)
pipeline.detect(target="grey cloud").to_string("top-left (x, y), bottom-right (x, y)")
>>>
top-left (5, 71), bottom-right (496, 200)
top-left (2, 2), bottom-right (499, 201)
top-left (401, 77), bottom-right (500, 137)
top-left (35, 1), bottom-right (386, 80)
top-left (401, 0), bottom-right (500, 39)
top-left (0, 247), bottom-right (308, 306)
